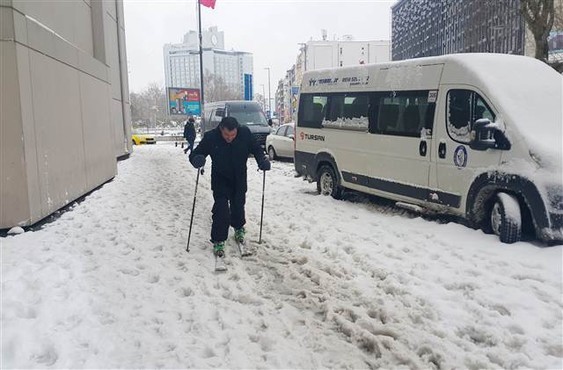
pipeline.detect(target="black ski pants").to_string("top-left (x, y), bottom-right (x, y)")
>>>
top-left (211, 188), bottom-right (246, 243)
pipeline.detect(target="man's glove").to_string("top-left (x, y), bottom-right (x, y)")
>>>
top-left (190, 155), bottom-right (206, 168)
top-left (258, 158), bottom-right (271, 171)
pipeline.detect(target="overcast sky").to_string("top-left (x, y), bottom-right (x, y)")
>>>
top-left (123, 0), bottom-right (397, 97)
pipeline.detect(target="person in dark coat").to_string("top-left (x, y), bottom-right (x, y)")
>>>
top-left (189, 116), bottom-right (271, 257)
top-left (183, 116), bottom-right (197, 154)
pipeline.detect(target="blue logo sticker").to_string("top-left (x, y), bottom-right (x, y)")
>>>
top-left (454, 145), bottom-right (468, 168)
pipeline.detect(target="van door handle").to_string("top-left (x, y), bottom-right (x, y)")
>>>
top-left (438, 142), bottom-right (446, 159)
top-left (419, 141), bottom-right (427, 157)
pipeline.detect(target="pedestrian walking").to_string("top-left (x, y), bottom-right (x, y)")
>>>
top-left (183, 116), bottom-right (197, 154)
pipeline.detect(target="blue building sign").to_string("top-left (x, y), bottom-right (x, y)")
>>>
top-left (244, 74), bottom-right (253, 101)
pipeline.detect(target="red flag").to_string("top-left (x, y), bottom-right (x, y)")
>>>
top-left (200, 0), bottom-right (216, 9)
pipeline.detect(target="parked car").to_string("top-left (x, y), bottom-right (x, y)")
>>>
top-left (295, 53), bottom-right (562, 244)
top-left (132, 132), bottom-right (156, 145)
top-left (266, 123), bottom-right (295, 160)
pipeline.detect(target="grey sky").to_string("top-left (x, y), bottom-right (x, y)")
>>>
top-left (123, 0), bottom-right (397, 96)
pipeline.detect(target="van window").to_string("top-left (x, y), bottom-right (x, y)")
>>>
top-left (324, 93), bottom-right (369, 131)
top-left (228, 105), bottom-right (268, 126)
top-left (447, 90), bottom-right (496, 143)
top-left (298, 94), bottom-right (329, 128)
top-left (369, 91), bottom-right (436, 138)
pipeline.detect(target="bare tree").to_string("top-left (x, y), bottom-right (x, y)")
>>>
top-left (254, 93), bottom-right (266, 111)
top-left (520, 0), bottom-right (555, 61)
top-left (203, 72), bottom-right (241, 103)
top-left (129, 83), bottom-right (171, 129)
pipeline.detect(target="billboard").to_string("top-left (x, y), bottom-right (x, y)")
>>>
top-left (244, 74), bottom-right (253, 101)
top-left (168, 87), bottom-right (201, 116)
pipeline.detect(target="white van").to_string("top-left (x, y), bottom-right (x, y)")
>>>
top-left (294, 53), bottom-right (562, 244)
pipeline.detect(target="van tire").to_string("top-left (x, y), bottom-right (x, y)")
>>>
top-left (490, 192), bottom-right (522, 244)
top-left (132, 139), bottom-right (136, 145)
top-left (268, 146), bottom-right (276, 160)
top-left (317, 165), bottom-right (343, 199)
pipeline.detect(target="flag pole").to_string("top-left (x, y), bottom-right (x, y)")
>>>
top-left (197, 0), bottom-right (205, 116)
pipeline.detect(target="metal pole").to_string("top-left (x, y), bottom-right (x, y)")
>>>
top-left (186, 169), bottom-right (201, 252)
top-left (265, 67), bottom-right (271, 118)
top-left (259, 170), bottom-right (266, 244)
top-left (198, 0), bottom-right (205, 117)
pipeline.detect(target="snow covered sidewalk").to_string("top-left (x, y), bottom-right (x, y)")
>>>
top-left (2, 144), bottom-right (562, 369)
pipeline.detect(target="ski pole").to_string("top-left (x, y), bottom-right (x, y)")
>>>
top-left (259, 169), bottom-right (266, 244)
top-left (186, 168), bottom-right (202, 253)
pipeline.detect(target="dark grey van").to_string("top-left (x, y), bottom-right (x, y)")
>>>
top-left (202, 101), bottom-right (272, 147)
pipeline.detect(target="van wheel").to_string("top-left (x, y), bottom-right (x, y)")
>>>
top-left (132, 139), bottom-right (136, 145)
top-left (268, 146), bottom-right (276, 160)
top-left (490, 192), bottom-right (522, 244)
top-left (317, 165), bottom-right (343, 199)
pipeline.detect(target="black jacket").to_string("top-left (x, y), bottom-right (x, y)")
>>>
top-left (183, 121), bottom-right (196, 142)
top-left (189, 125), bottom-right (267, 194)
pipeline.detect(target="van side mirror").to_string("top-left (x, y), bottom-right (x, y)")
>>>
top-left (288, 134), bottom-right (295, 140)
top-left (268, 118), bottom-right (273, 127)
top-left (215, 108), bottom-right (225, 117)
top-left (470, 118), bottom-right (510, 151)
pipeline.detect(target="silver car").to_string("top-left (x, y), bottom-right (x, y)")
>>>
top-left (266, 123), bottom-right (295, 160)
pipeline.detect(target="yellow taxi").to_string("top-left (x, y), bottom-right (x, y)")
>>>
top-left (131, 132), bottom-right (156, 145)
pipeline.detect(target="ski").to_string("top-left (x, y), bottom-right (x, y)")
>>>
top-left (235, 238), bottom-right (253, 257)
top-left (214, 253), bottom-right (227, 272)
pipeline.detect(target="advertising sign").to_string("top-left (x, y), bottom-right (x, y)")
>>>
top-left (168, 88), bottom-right (201, 116)
top-left (244, 74), bottom-right (253, 101)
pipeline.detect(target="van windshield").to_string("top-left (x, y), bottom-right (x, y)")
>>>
top-left (228, 105), bottom-right (268, 126)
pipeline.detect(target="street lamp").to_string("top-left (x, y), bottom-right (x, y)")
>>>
top-left (264, 67), bottom-right (271, 118)
top-left (260, 83), bottom-right (266, 111)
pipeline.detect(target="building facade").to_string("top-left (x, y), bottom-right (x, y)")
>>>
top-left (276, 36), bottom-right (391, 123)
top-left (1, 0), bottom-right (131, 229)
top-left (392, 0), bottom-right (526, 60)
top-left (163, 27), bottom-right (253, 101)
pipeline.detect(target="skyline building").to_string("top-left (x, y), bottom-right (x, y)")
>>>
top-left (163, 26), bottom-right (253, 102)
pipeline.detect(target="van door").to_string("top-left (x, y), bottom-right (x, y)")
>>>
top-left (364, 90), bottom-right (436, 204)
top-left (431, 86), bottom-right (502, 212)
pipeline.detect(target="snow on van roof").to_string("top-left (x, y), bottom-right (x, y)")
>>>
top-left (443, 54), bottom-right (562, 171)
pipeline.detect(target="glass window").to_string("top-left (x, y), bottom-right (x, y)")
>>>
top-left (446, 89), bottom-right (496, 143)
top-left (369, 91), bottom-right (436, 138)
top-left (275, 126), bottom-right (287, 136)
top-left (228, 104), bottom-right (268, 126)
top-left (324, 93), bottom-right (369, 131)
top-left (286, 125), bottom-right (294, 137)
top-left (298, 94), bottom-right (328, 128)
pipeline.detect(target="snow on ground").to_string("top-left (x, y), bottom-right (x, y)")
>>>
top-left (2, 143), bottom-right (562, 369)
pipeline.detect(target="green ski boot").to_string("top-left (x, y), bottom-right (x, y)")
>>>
top-left (213, 241), bottom-right (225, 257)
top-left (234, 227), bottom-right (246, 244)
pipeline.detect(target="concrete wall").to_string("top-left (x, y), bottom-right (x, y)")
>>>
top-left (0, 0), bottom-right (131, 229)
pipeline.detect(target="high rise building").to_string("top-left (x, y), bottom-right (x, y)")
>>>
top-left (1, 0), bottom-right (131, 229)
top-left (392, 0), bottom-right (527, 60)
top-left (163, 26), bottom-right (253, 102)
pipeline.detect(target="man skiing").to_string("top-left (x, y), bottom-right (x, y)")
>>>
top-left (183, 116), bottom-right (197, 154)
top-left (189, 116), bottom-right (270, 263)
